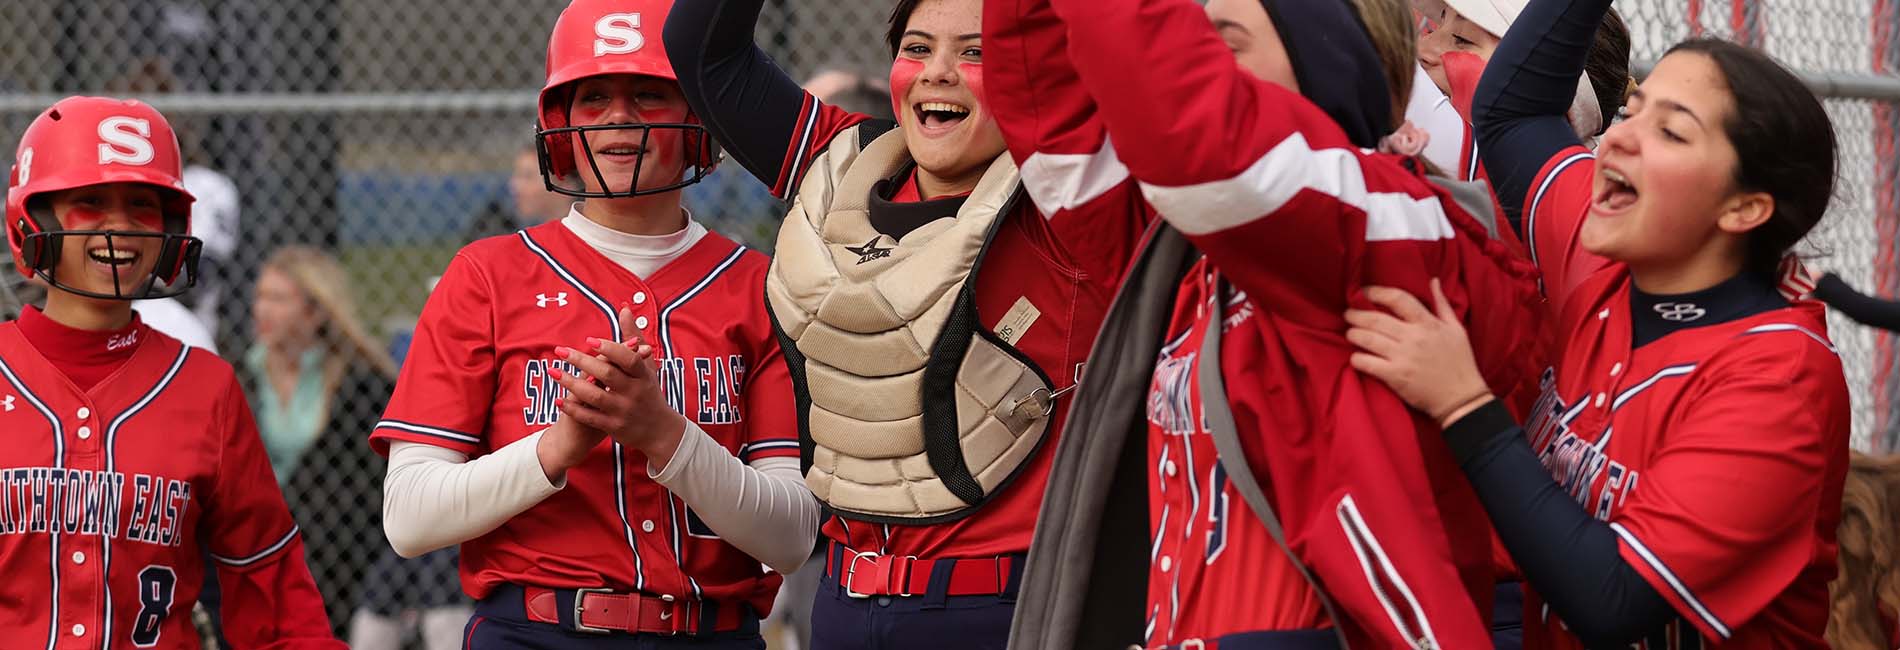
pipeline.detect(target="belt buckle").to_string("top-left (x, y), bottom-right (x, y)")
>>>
top-left (570, 587), bottom-right (615, 635)
top-left (844, 551), bottom-right (881, 599)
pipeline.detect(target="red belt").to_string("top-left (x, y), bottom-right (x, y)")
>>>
top-left (521, 587), bottom-right (745, 635)
top-left (826, 542), bottom-right (1023, 598)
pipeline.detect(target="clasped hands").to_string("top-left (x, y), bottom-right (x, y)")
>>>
top-left (536, 304), bottom-right (687, 480)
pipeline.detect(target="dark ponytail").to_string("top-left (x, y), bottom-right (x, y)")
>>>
top-left (1583, 8), bottom-right (1633, 135)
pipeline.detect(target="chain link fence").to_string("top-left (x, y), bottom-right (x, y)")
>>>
top-left (1, 0), bottom-right (1898, 647)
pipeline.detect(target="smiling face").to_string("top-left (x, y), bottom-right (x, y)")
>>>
top-left (1416, 7), bottom-right (1500, 96)
top-left (45, 183), bottom-right (166, 299)
top-left (565, 74), bottom-right (693, 196)
top-left (1583, 51), bottom-right (1753, 270)
top-left (891, 0), bottom-right (1006, 193)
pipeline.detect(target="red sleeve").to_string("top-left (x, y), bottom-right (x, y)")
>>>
top-left (1521, 145), bottom-right (1613, 308)
top-left (984, 0), bottom-right (1155, 290)
top-left (1043, 0), bottom-right (1474, 331)
top-left (371, 253), bottom-right (496, 456)
top-left (1609, 327), bottom-right (1849, 642)
top-left (769, 96), bottom-right (874, 200)
top-left (738, 336), bottom-right (799, 463)
top-left (203, 381), bottom-right (345, 649)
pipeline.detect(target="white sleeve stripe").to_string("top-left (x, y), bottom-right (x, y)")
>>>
top-left (783, 96), bottom-right (821, 196)
top-left (376, 420), bottom-right (481, 444)
top-left (377, 421), bottom-right (481, 444)
top-left (1336, 494), bottom-right (1439, 649)
top-left (1017, 138), bottom-right (1131, 218)
top-left (211, 525), bottom-right (300, 567)
top-left (1136, 132), bottom-right (1455, 242)
top-left (1742, 323), bottom-right (1839, 354)
top-left (1525, 151), bottom-right (1595, 271)
top-left (1610, 522), bottom-right (1732, 638)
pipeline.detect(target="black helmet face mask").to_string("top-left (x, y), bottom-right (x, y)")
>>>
top-left (534, 121), bottom-right (719, 199)
top-left (15, 210), bottom-right (202, 301)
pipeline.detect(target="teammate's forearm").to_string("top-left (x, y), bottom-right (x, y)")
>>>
top-left (1444, 401), bottom-right (1677, 645)
top-left (662, 0), bottom-right (809, 187)
top-left (382, 437), bottom-right (564, 557)
top-left (1472, 0), bottom-right (1609, 223)
top-left (1814, 272), bottom-right (1900, 333)
top-left (648, 423), bottom-right (820, 574)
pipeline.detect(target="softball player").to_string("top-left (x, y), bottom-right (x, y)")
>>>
top-left (372, 1), bottom-right (812, 647)
top-left (0, 95), bottom-right (341, 649)
top-left (1346, 0), bottom-right (1851, 645)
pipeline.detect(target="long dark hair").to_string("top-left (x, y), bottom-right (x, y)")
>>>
top-left (1583, 8), bottom-right (1633, 136)
top-left (1664, 38), bottom-right (1837, 275)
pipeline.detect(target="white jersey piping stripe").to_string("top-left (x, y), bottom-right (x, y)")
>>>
top-left (654, 242), bottom-right (745, 601)
top-left (1336, 494), bottom-right (1440, 649)
top-left (521, 229), bottom-right (645, 590)
top-left (1525, 151), bottom-right (1595, 273)
top-left (374, 420), bottom-right (481, 445)
top-left (210, 525), bottom-right (301, 567)
top-left (1612, 363), bottom-right (1699, 412)
top-left (103, 345), bottom-right (189, 647)
top-left (1742, 323), bottom-right (1839, 354)
top-left (1463, 132), bottom-right (1481, 182)
top-left (0, 356), bottom-right (62, 650)
top-left (517, 230), bottom-right (622, 339)
top-left (783, 95), bottom-right (822, 199)
top-left (1610, 522), bottom-right (1731, 638)
top-left (1017, 137), bottom-right (1131, 219)
top-left (1136, 132), bottom-right (1456, 242)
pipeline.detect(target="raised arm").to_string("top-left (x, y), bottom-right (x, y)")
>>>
top-left (664, 0), bottom-right (874, 197)
top-left (984, 0), bottom-right (1153, 286)
top-left (1045, 0), bottom-right (1476, 329)
top-left (1471, 0), bottom-right (1616, 303)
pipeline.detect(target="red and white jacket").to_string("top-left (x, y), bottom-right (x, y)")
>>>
top-left (988, 0), bottom-right (1549, 646)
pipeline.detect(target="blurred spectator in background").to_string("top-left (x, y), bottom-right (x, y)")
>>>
top-left (802, 65), bottom-right (895, 119)
top-left (463, 144), bottom-right (572, 242)
top-left (181, 158), bottom-right (241, 332)
top-left (238, 246), bottom-right (397, 637)
top-left (132, 295), bottom-right (218, 352)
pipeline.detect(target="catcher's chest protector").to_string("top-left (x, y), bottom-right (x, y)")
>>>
top-left (766, 128), bottom-right (1053, 524)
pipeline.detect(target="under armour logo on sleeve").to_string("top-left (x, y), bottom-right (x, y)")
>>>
top-left (2, 395), bottom-right (13, 412)
top-left (536, 292), bottom-right (570, 308)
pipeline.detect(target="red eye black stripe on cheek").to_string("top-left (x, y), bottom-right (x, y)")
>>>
top-left (889, 57), bottom-right (924, 120)
top-left (958, 62), bottom-right (984, 111)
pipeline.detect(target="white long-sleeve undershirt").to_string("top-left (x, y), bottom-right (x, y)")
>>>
top-left (381, 423), bottom-right (818, 573)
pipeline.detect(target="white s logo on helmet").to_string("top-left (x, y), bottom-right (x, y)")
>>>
top-left (16, 147), bottom-right (31, 187)
top-left (594, 13), bottom-right (644, 56)
top-left (98, 117), bottom-right (155, 166)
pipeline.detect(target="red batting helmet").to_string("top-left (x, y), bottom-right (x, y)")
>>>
top-left (536, 0), bottom-right (719, 198)
top-left (5, 96), bottom-right (203, 300)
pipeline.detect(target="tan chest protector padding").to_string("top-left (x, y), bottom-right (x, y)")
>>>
top-left (766, 127), bottom-right (1054, 524)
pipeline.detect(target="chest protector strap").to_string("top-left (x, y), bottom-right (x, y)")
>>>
top-left (766, 128), bottom-right (1052, 525)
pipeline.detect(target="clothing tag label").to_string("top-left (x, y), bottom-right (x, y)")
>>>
top-left (994, 297), bottom-right (1041, 346)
